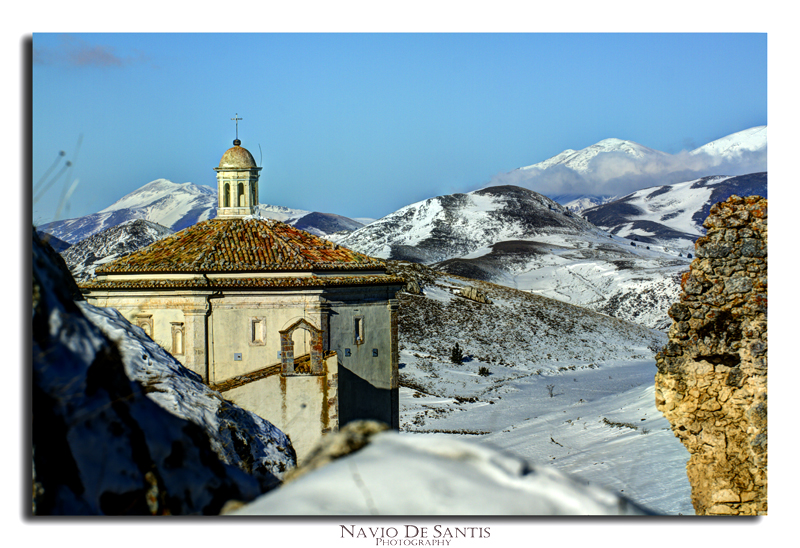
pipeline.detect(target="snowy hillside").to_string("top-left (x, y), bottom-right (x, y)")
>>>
top-left (336, 185), bottom-right (600, 263)
top-left (61, 219), bottom-right (174, 281)
top-left (340, 186), bottom-right (690, 329)
top-left (582, 172), bottom-right (767, 249)
top-left (558, 194), bottom-right (619, 214)
top-left (385, 261), bottom-right (693, 514)
top-left (38, 178), bottom-right (364, 244)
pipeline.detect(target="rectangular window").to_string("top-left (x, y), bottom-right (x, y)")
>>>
top-left (250, 317), bottom-right (266, 346)
top-left (354, 316), bottom-right (365, 345)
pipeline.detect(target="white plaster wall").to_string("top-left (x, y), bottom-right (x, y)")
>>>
top-left (222, 354), bottom-right (338, 462)
top-left (207, 293), bottom-right (324, 383)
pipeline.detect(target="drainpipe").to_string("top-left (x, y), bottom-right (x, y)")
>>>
top-left (203, 274), bottom-right (223, 384)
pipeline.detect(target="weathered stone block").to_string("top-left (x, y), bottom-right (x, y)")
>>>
top-left (725, 276), bottom-right (753, 294)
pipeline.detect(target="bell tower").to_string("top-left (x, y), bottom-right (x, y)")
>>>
top-left (214, 114), bottom-right (262, 218)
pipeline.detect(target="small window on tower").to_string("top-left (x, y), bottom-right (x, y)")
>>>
top-left (354, 316), bottom-right (365, 345)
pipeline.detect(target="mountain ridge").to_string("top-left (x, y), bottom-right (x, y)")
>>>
top-left (520, 137), bottom-right (671, 174)
top-left (582, 172), bottom-right (767, 249)
top-left (339, 184), bottom-right (690, 330)
top-left (38, 178), bottom-right (364, 244)
top-left (60, 218), bottom-right (174, 281)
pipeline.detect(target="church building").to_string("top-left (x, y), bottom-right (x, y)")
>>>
top-left (81, 134), bottom-right (405, 461)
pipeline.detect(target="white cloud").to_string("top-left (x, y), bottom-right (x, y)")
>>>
top-left (486, 147), bottom-right (767, 199)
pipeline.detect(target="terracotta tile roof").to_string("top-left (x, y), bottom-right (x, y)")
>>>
top-left (95, 218), bottom-right (387, 274)
top-left (80, 274), bottom-right (406, 291)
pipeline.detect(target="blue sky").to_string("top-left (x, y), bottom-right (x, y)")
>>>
top-left (32, 32), bottom-right (767, 224)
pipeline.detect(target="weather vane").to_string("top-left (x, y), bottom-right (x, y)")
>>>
top-left (231, 113), bottom-right (243, 144)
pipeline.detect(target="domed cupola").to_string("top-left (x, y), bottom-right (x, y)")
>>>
top-left (218, 143), bottom-right (258, 169)
top-left (214, 115), bottom-right (262, 219)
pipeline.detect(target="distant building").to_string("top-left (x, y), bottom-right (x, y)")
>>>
top-left (81, 136), bottom-right (404, 461)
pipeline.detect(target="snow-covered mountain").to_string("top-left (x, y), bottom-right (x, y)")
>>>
top-left (38, 179), bottom-right (364, 244)
top-left (338, 185), bottom-right (690, 329)
top-left (233, 431), bottom-right (655, 515)
top-left (519, 127), bottom-right (766, 179)
top-left (519, 138), bottom-right (671, 175)
top-left (582, 172), bottom-right (767, 249)
top-left (336, 185), bottom-right (598, 263)
top-left (61, 219), bottom-right (174, 281)
top-left (689, 125), bottom-right (767, 162)
top-left (38, 179), bottom-right (217, 244)
top-left (492, 126), bottom-right (767, 213)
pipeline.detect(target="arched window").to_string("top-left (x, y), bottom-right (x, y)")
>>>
top-left (223, 183), bottom-right (230, 207)
top-left (135, 314), bottom-right (153, 337)
top-left (171, 322), bottom-right (185, 356)
top-left (279, 318), bottom-right (323, 376)
top-left (237, 183), bottom-right (245, 207)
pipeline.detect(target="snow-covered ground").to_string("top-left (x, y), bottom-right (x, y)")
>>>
top-left (233, 431), bottom-right (653, 515)
top-left (385, 262), bottom-right (693, 515)
top-left (399, 356), bottom-right (693, 515)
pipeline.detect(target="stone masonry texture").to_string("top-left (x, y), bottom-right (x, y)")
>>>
top-left (655, 195), bottom-right (767, 515)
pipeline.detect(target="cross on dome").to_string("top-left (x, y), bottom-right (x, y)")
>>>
top-left (231, 113), bottom-right (243, 145)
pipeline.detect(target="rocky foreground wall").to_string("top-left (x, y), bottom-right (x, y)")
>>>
top-left (655, 195), bottom-right (767, 515)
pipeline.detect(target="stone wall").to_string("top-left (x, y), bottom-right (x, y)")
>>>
top-left (655, 195), bottom-right (767, 515)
